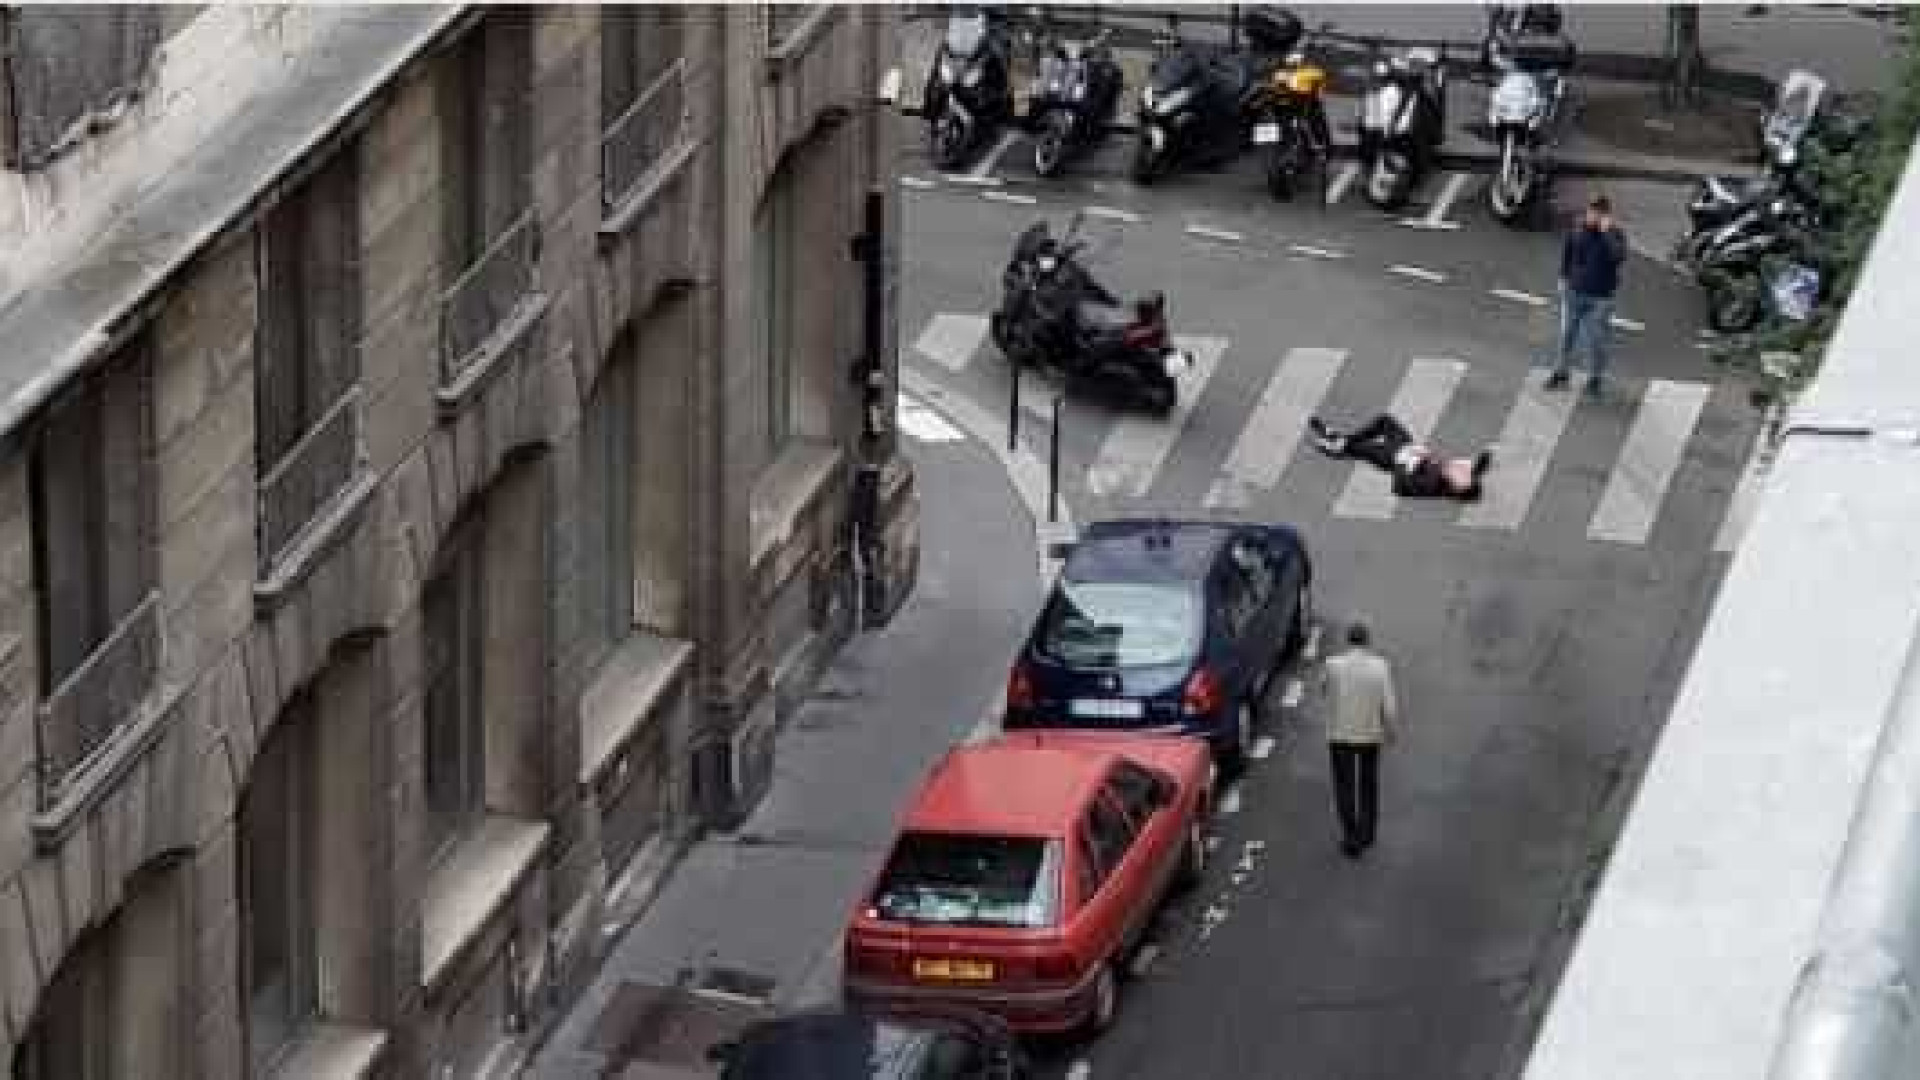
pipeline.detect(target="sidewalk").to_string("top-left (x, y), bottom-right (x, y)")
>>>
top-left (527, 404), bottom-right (1050, 1078)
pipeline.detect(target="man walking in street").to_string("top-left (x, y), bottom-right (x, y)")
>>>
top-left (1321, 620), bottom-right (1399, 860)
top-left (1548, 194), bottom-right (1627, 398)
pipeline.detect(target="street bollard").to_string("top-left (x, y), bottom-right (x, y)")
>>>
top-left (1008, 366), bottom-right (1021, 452)
top-left (1048, 393), bottom-right (1065, 523)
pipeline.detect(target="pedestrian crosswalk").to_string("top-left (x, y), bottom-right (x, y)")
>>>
top-left (905, 310), bottom-right (1762, 553)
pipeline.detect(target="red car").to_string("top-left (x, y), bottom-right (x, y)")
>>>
top-left (843, 731), bottom-right (1212, 1036)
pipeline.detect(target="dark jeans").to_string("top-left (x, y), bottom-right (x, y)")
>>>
top-left (1329, 742), bottom-right (1380, 846)
top-left (1338, 414), bottom-right (1414, 475)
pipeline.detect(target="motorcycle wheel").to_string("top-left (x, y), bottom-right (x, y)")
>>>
top-left (1365, 156), bottom-right (1413, 211)
top-left (930, 111), bottom-right (969, 171)
top-left (1034, 111), bottom-right (1073, 178)
top-left (1707, 277), bottom-right (1765, 334)
top-left (1489, 139), bottom-right (1534, 225)
top-left (1265, 132), bottom-right (1302, 201)
top-left (1131, 135), bottom-right (1164, 185)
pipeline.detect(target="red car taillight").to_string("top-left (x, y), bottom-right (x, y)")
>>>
top-left (1007, 662), bottom-right (1036, 711)
top-left (845, 938), bottom-right (901, 979)
top-left (1182, 667), bottom-right (1221, 716)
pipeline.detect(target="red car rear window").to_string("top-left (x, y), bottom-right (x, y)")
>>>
top-left (872, 833), bottom-right (1060, 928)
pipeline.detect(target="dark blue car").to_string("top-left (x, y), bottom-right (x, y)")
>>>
top-left (1003, 519), bottom-right (1313, 772)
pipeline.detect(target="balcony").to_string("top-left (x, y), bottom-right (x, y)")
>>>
top-left (439, 210), bottom-right (542, 392)
top-left (258, 384), bottom-right (368, 578)
top-left (601, 58), bottom-right (690, 219)
top-left (36, 592), bottom-right (162, 810)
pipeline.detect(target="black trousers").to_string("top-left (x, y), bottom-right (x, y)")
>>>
top-left (1329, 742), bottom-right (1381, 846)
top-left (1338, 414), bottom-right (1414, 475)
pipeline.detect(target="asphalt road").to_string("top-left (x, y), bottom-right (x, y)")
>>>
top-left (896, 117), bottom-right (1763, 1080)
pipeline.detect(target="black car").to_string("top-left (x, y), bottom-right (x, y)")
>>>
top-left (1003, 519), bottom-right (1312, 772)
top-left (709, 1007), bottom-right (1028, 1079)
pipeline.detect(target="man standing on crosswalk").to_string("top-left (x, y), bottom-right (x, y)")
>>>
top-left (1548, 194), bottom-right (1627, 398)
top-left (1321, 619), bottom-right (1399, 860)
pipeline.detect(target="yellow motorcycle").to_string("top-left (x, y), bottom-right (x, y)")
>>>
top-left (1250, 26), bottom-right (1334, 201)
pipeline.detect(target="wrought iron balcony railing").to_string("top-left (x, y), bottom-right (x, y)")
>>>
top-left (601, 58), bottom-right (688, 214)
top-left (439, 210), bottom-right (541, 387)
top-left (258, 383), bottom-right (366, 575)
top-left (35, 592), bottom-right (161, 807)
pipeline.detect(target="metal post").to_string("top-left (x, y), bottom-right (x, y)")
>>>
top-left (1008, 366), bottom-right (1022, 451)
top-left (1229, 5), bottom-right (1240, 50)
top-left (1048, 393), bottom-right (1064, 522)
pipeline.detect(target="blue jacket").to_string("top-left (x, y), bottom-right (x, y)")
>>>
top-left (1561, 224), bottom-right (1626, 298)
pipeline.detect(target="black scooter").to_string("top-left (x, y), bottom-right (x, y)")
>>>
top-left (924, 6), bottom-right (1016, 171)
top-left (1028, 29), bottom-right (1124, 178)
top-left (1354, 46), bottom-right (1447, 210)
top-left (989, 214), bottom-right (1192, 416)
top-left (1131, 6), bottom-right (1305, 184)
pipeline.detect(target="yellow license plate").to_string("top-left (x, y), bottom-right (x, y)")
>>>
top-left (913, 957), bottom-right (996, 981)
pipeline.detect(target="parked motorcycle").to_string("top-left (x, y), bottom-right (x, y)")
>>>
top-left (1355, 46), bottom-right (1447, 210)
top-left (1695, 196), bottom-right (1823, 332)
top-left (1027, 29), bottom-right (1125, 178)
top-left (924, 6), bottom-right (1016, 171)
top-left (1481, 5), bottom-right (1574, 225)
top-left (1249, 21), bottom-right (1336, 200)
top-left (1131, 6), bottom-right (1304, 185)
top-left (988, 214), bottom-right (1193, 415)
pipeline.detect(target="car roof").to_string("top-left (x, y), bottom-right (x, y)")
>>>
top-left (1063, 519), bottom-right (1237, 585)
top-left (904, 735), bottom-right (1119, 838)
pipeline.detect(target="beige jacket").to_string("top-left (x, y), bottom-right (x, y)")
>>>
top-left (1321, 647), bottom-right (1399, 745)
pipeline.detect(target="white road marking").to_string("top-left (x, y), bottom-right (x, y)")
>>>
top-left (1206, 835), bottom-right (1223, 851)
top-left (1388, 264), bottom-right (1449, 284)
top-left (1202, 347), bottom-right (1347, 510)
top-left (1332, 358), bottom-right (1468, 520)
top-left (1250, 735), bottom-right (1277, 760)
top-left (879, 66), bottom-right (903, 105)
top-left (1399, 218), bottom-right (1464, 231)
top-left (964, 696), bottom-right (1003, 744)
top-left (1185, 223), bottom-right (1245, 243)
top-left (1018, 373), bottom-right (1068, 426)
top-left (982, 189), bottom-right (1038, 206)
top-left (1419, 172), bottom-right (1471, 229)
top-left (1325, 161), bottom-right (1360, 205)
top-left (1693, 341), bottom-right (1719, 352)
top-left (1713, 430), bottom-right (1773, 553)
top-left (898, 175), bottom-right (936, 189)
top-left (1218, 786), bottom-right (1243, 815)
top-left (1458, 367), bottom-right (1579, 532)
top-left (1086, 336), bottom-right (1229, 498)
top-left (1304, 624), bottom-right (1322, 661)
top-left (1065, 1061), bottom-right (1092, 1080)
top-left (1610, 314), bottom-right (1647, 332)
top-left (898, 396), bottom-right (967, 443)
top-left (1130, 943), bottom-right (1161, 977)
top-left (938, 173), bottom-right (1004, 186)
top-left (1490, 287), bottom-right (1550, 307)
top-left (1281, 679), bottom-right (1304, 710)
top-left (912, 311), bottom-right (989, 372)
top-left (1084, 204), bottom-right (1142, 223)
top-left (969, 129), bottom-right (1019, 178)
top-left (1288, 242), bottom-right (1347, 259)
top-left (1588, 380), bottom-right (1712, 546)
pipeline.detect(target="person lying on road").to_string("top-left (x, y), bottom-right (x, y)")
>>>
top-left (1309, 413), bottom-right (1492, 501)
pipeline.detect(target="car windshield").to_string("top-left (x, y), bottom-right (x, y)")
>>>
top-left (1037, 581), bottom-right (1203, 668)
top-left (872, 833), bottom-right (1058, 929)
top-left (945, 11), bottom-right (988, 58)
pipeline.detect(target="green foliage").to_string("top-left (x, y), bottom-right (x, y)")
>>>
top-left (1711, 13), bottom-right (1920, 405)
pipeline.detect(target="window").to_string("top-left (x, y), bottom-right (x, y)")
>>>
top-left (1082, 795), bottom-right (1137, 893)
top-left (579, 358), bottom-right (636, 659)
top-left (439, 11), bottom-right (536, 376)
top-left (423, 524), bottom-right (487, 861)
top-left (240, 697), bottom-right (319, 1073)
top-left (29, 337), bottom-right (157, 794)
top-left (870, 833), bottom-right (1059, 929)
top-left (752, 167), bottom-right (796, 462)
top-left (1035, 582), bottom-right (1204, 669)
top-left (257, 147), bottom-right (363, 572)
top-left (599, 5), bottom-right (685, 210)
top-left (1104, 762), bottom-right (1164, 833)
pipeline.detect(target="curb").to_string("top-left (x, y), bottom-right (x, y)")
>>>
top-left (900, 368), bottom-right (1075, 586)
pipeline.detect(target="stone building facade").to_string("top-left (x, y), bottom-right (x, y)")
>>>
top-left (0, 5), bottom-right (915, 1078)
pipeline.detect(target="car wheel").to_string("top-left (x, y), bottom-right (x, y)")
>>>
top-left (1083, 961), bottom-right (1120, 1036)
top-left (1222, 701), bottom-right (1253, 775)
top-left (1176, 818), bottom-right (1207, 891)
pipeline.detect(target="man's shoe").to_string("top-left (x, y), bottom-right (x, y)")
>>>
top-left (1584, 376), bottom-right (1604, 398)
top-left (1544, 370), bottom-right (1570, 390)
top-left (1473, 450), bottom-right (1492, 479)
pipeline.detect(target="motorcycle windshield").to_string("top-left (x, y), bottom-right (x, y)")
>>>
top-left (1363, 82), bottom-right (1406, 133)
top-left (1488, 72), bottom-right (1541, 123)
top-left (944, 12), bottom-right (988, 59)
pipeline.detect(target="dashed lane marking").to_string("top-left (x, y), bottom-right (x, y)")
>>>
top-left (1185, 223), bottom-right (1246, 243)
top-left (1490, 287), bottom-right (1550, 307)
top-left (1281, 679), bottom-right (1304, 710)
top-left (1325, 161), bottom-right (1360, 204)
top-left (1611, 314), bottom-right (1647, 332)
top-left (1250, 736), bottom-right (1277, 760)
top-left (1304, 624), bottom-right (1322, 661)
top-left (1388, 264), bottom-right (1449, 284)
top-left (1288, 243), bottom-right (1347, 259)
top-left (899, 175), bottom-right (936, 189)
top-left (969, 129), bottom-right (1020, 179)
top-left (1206, 835), bottom-right (1223, 851)
top-left (1083, 204), bottom-right (1142, 223)
top-left (982, 189), bottom-right (1038, 205)
top-left (1416, 172), bottom-right (1471, 230)
top-left (938, 172), bottom-right (1004, 186)
top-left (1066, 1060), bottom-right (1093, 1080)
top-left (1219, 786), bottom-right (1243, 815)
top-left (1130, 943), bottom-right (1162, 977)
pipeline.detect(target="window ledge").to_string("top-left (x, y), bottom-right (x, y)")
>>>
top-left (750, 442), bottom-right (843, 570)
top-left (254, 468), bottom-right (381, 617)
top-left (435, 293), bottom-right (551, 421)
top-left (270, 1023), bottom-right (390, 1080)
top-left (31, 680), bottom-right (188, 852)
top-left (579, 631), bottom-right (693, 787)
top-left (421, 814), bottom-right (550, 993)
top-left (597, 138), bottom-right (700, 252)
top-left (764, 6), bottom-right (838, 72)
